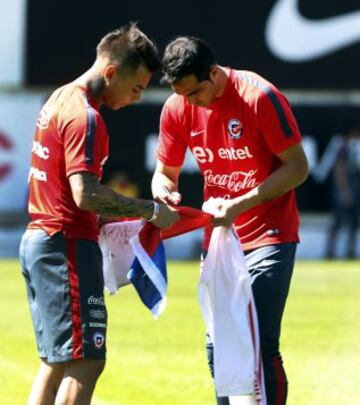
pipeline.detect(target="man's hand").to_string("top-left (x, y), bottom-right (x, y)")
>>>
top-left (203, 198), bottom-right (241, 227)
top-left (150, 203), bottom-right (180, 229)
top-left (152, 162), bottom-right (182, 206)
top-left (211, 200), bottom-right (239, 227)
top-left (206, 143), bottom-right (309, 228)
top-left (154, 185), bottom-right (182, 206)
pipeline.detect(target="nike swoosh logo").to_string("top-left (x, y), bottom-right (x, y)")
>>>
top-left (190, 129), bottom-right (205, 137)
top-left (265, 0), bottom-right (360, 62)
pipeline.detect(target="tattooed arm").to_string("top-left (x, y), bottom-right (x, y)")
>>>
top-left (69, 172), bottom-right (179, 228)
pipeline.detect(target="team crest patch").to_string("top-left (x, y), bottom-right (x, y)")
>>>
top-left (227, 119), bottom-right (243, 139)
top-left (93, 332), bottom-right (105, 349)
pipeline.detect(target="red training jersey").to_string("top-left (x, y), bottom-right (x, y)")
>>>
top-left (27, 84), bottom-right (109, 241)
top-left (157, 69), bottom-right (302, 250)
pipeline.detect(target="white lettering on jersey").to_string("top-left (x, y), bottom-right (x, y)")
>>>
top-left (28, 166), bottom-right (47, 182)
top-left (193, 146), bottom-right (214, 163)
top-left (218, 146), bottom-right (253, 160)
top-left (32, 141), bottom-right (50, 160)
top-left (192, 146), bottom-right (253, 163)
top-left (204, 169), bottom-right (260, 192)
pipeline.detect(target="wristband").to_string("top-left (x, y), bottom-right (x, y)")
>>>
top-left (148, 201), bottom-right (160, 223)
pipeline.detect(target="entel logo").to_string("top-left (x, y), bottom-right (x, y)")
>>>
top-left (0, 131), bottom-right (14, 182)
top-left (193, 146), bottom-right (253, 163)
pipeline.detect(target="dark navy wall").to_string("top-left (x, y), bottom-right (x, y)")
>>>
top-left (26, 0), bottom-right (360, 88)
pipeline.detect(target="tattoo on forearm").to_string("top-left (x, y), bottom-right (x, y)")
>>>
top-left (71, 173), bottom-right (153, 218)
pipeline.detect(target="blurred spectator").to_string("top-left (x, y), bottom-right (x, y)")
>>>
top-left (325, 126), bottom-right (360, 259)
top-left (106, 170), bottom-right (140, 198)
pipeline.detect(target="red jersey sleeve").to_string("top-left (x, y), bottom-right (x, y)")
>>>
top-left (157, 95), bottom-right (188, 167)
top-left (62, 109), bottom-right (109, 178)
top-left (257, 88), bottom-right (302, 154)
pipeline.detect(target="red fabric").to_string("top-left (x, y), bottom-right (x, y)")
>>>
top-left (28, 84), bottom-right (109, 241)
top-left (273, 356), bottom-right (288, 405)
top-left (157, 68), bottom-right (301, 251)
top-left (161, 206), bottom-right (213, 239)
top-left (136, 206), bottom-right (213, 257)
top-left (66, 238), bottom-right (84, 359)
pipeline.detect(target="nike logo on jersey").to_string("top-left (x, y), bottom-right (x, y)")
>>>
top-left (190, 129), bottom-right (205, 137)
top-left (265, 0), bottom-right (360, 62)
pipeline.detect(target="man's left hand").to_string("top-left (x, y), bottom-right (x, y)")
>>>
top-left (208, 199), bottom-right (240, 227)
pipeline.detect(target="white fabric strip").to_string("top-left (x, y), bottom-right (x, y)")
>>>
top-left (129, 234), bottom-right (167, 317)
top-left (198, 225), bottom-right (266, 404)
top-left (99, 220), bottom-right (143, 294)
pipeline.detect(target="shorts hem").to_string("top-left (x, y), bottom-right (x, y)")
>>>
top-left (44, 352), bottom-right (106, 363)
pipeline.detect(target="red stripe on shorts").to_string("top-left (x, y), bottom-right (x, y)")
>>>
top-left (66, 238), bottom-right (84, 359)
top-left (273, 356), bottom-right (287, 405)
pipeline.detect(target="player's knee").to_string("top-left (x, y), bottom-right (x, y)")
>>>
top-left (40, 359), bottom-right (66, 379)
top-left (78, 359), bottom-right (106, 380)
top-left (89, 359), bottom-right (106, 378)
top-left (63, 359), bottom-right (105, 383)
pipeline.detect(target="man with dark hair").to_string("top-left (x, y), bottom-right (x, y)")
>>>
top-left (152, 36), bottom-right (308, 405)
top-left (19, 23), bottom-right (178, 405)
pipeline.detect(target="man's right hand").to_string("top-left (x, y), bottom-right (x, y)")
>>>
top-left (150, 203), bottom-right (180, 229)
top-left (154, 185), bottom-right (182, 206)
top-left (152, 163), bottom-right (182, 206)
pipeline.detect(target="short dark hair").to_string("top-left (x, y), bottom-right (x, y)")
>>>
top-left (161, 36), bottom-right (216, 84)
top-left (96, 23), bottom-right (161, 74)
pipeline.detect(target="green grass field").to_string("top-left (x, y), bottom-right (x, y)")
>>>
top-left (1, 259), bottom-right (359, 405)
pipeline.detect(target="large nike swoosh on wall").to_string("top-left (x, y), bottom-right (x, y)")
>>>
top-left (265, 0), bottom-right (360, 62)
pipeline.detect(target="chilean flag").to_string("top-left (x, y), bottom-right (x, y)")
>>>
top-left (99, 206), bottom-right (212, 317)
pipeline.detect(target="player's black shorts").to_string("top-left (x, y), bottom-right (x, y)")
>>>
top-left (19, 229), bottom-right (107, 363)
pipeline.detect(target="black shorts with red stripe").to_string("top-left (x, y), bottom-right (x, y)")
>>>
top-left (19, 229), bottom-right (107, 363)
